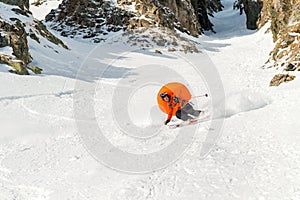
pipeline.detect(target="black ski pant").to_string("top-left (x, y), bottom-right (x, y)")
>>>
top-left (176, 103), bottom-right (201, 121)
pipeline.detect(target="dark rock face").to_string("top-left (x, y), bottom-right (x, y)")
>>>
top-left (124, 0), bottom-right (201, 36)
top-left (46, 0), bottom-right (134, 40)
top-left (0, 33), bottom-right (9, 47)
top-left (0, 0), bottom-right (29, 10)
top-left (158, 0), bottom-right (201, 36)
top-left (191, 0), bottom-right (223, 32)
top-left (241, 0), bottom-right (263, 30)
top-left (33, 20), bottom-right (68, 49)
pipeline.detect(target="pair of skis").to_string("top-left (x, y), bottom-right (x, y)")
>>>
top-left (167, 115), bottom-right (210, 129)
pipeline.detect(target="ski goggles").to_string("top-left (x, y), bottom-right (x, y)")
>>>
top-left (160, 92), bottom-right (170, 102)
top-left (160, 92), bottom-right (168, 98)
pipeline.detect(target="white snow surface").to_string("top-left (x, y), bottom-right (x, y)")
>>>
top-left (0, 2), bottom-right (34, 23)
top-left (1, 0), bottom-right (300, 199)
top-left (29, 0), bottom-right (62, 20)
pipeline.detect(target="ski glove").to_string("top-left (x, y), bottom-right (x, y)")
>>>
top-left (164, 119), bottom-right (170, 125)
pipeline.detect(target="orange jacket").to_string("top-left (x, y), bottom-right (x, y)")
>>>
top-left (157, 82), bottom-right (191, 120)
top-left (165, 94), bottom-right (188, 121)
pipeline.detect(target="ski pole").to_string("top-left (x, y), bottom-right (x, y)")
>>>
top-left (191, 93), bottom-right (208, 99)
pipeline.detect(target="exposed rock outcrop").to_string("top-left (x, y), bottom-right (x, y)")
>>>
top-left (125, 0), bottom-right (201, 36)
top-left (231, 0), bottom-right (300, 84)
top-left (46, 0), bottom-right (222, 41)
top-left (258, 0), bottom-right (300, 71)
top-left (0, 0), bottom-right (68, 74)
top-left (241, 0), bottom-right (263, 30)
top-left (191, 0), bottom-right (223, 32)
top-left (31, 0), bottom-right (47, 7)
top-left (0, 0), bottom-right (29, 10)
top-left (162, 0), bottom-right (200, 35)
top-left (0, 18), bottom-right (31, 74)
top-left (269, 74), bottom-right (295, 86)
top-left (33, 20), bottom-right (68, 49)
top-left (45, 0), bottom-right (134, 40)
top-left (122, 28), bottom-right (200, 53)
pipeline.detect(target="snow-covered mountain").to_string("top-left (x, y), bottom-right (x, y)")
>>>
top-left (2, 0), bottom-right (298, 77)
top-left (0, 0), bottom-right (300, 199)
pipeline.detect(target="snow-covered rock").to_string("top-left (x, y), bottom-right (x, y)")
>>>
top-left (45, 0), bottom-right (222, 41)
top-left (259, 0), bottom-right (300, 72)
top-left (0, 1), bottom-right (67, 74)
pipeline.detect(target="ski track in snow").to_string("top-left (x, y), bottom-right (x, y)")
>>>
top-left (0, 0), bottom-right (300, 199)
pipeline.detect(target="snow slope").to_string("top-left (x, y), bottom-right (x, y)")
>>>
top-left (0, 0), bottom-right (300, 199)
top-left (29, 0), bottom-right (62, 20)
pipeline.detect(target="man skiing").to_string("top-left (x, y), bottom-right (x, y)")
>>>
top-left (159, 91), bottom-right (202, 125)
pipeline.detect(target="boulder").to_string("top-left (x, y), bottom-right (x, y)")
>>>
top-left (0, 54), bottom-right (29, 75)
top-left (269, 74), bottom-right (296, 87)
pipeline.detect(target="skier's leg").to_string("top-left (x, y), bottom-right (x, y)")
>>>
top-left (176, 109), bottom-right (192, 121)
top-left (192, 110), bottom-right (202, 117)
top-left (182, 103), bottom-right (202, 117)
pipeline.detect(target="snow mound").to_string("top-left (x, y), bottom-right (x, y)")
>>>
top-left (128, 85), bottom-right (164, 127)
top-left (224, 90), bottom-right (271, 118)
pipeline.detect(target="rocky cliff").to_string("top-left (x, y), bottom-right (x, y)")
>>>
top-left (45, 0), bottom-right (222, 42)
top-left (258, 0), bottom-right (300, 71)
top-left (238, 0), bottom-right (299, 85)
top-left (0, 0), bottom-right (67, 74)
top-left (241, 0), bottom-right (263, 30)
top-left (45, 0), bottom-right (134, 41)
top-left (240, 0), bottom-right (299, 71)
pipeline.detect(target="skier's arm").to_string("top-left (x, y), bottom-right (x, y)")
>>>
top-left (165, 109), bottom-right (173, 125)
top-left (165, 95), bottom-right (176, 125)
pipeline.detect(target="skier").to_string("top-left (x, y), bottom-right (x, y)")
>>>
top-left (159, 91), bottom-right (202, 125)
